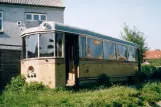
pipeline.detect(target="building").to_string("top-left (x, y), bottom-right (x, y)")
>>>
top-left (143, 50), bottom-right (161, 64)
top-left (0, 0), bottom-right (65, 88)
top-left (144, 50), bottom-right (161, 60)
top-left (0, 0), bottom-right (65, 46)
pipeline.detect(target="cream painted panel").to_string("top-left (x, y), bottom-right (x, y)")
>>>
top-left (79, 61), bottom-right (137, 78)
top-left (21, 59), bottom-right (57, 88)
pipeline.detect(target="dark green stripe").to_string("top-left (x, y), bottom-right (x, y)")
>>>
top-left (55, 23), bottom-right (138, 47)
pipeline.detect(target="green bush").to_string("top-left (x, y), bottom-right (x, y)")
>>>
top-left (133, 71), bottom-right (147, 83)
top-left (24, 82), bottom-right (46, 92)
top-left (98, 73), bottom-right (111, 86)
top-left (141, 82), bottom-right (161, 105)
top-left (132, 65), bottom-right (161, 83)
top-left (151, 67), bottom-right (161, 80)
top-left (4, 75), bottom-right (46, 93)
top-left (141, 65), bottom-right (156, 77)
top-left (137, 65), bottom-right (161, 80)
top-left (5, 75), bottom-right (26, 92)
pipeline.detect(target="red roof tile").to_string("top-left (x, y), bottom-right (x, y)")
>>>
top-left (144, 50), bottom-right (161, 59)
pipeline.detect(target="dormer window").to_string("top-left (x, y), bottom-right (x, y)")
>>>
top-left (25, 13), bottom-right (47, 21)
top-left (25, 13), bottom-right (47, 28)
top-left (0, 11), bottom-right (3, 31)
top-left (26, 14), bottom-right (32, 20)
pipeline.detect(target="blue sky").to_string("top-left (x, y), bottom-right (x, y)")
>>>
top-left (63, 0), bottom-right (161, 50)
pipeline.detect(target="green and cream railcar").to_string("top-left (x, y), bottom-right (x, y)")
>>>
top-left (21, 21), bottom-right (140, 88)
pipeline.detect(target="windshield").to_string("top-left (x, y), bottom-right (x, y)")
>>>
top-left (27, 34), bottom-right (38, 58)
top-left (39, 33), bottom-right (55, 57)
top-left (22, 32), bottom-right (63, 59)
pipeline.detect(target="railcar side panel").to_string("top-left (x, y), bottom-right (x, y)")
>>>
top-left (78, 60), bottom-right (137, 84)
top-left (21, 58), bottom-right (66, 88)
top-left (55, 59), bottom-right (66, 87)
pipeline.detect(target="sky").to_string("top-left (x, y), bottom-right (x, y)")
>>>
top-left (63, 0), bottom-right (161, 50)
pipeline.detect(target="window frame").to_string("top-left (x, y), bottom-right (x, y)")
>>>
top-left (22, 31), bottom-right (64, 59)
top-left (39, 32), bottom-right (55, 57)
top-left (103, 40), bottom-right (117, 60)
top-left (116, 43), bottom-right (128, 61)
top-left (55, 32), bottom-right (64, 58)
top-left (79, 35), bottom-right (87, 58)
top-left (0, 11), bottom-right (3, 31)
top-left (25, 13), bottom-right (47, 21)
top-left (127, 46), bottom-right (138, 62)
top-left (87, 37), bottom-right (104, 59)
top-left (78, 34), bottom-right (138, 62)
top-left (26, 34), bottom-right (39, 58)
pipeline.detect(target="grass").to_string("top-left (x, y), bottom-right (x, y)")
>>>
top-left (1, 76), bottom-right (161, 107)
top-left (0, 85), bottom-right (142, 107)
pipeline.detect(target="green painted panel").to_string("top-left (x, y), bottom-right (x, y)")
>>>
top-left (55, 23), bottom-right (138, 47)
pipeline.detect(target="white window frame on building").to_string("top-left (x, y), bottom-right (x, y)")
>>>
top-left (25, 13), bottom-right (47, 21)
top-left (0, 11), bottom-right (3, 32)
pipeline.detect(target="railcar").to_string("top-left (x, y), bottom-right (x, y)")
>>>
top-left (21, 21), bottom-right (140, 88)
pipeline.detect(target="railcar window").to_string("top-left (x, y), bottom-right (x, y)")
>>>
top-left (79, 36), bottom-right (86, 58)
top-left (127, 47), bottom-right (136, 61)
top-left (87, 38), bottom-right (103, 59)
top-left (22, 37), bottom-right (27, 59)
top-left (116, 44), bottom-right (127, 61)
top-left (39, 33), bottom-right (54, 57)
top-left (135, 48), bottom-right (138, 61)
top-left (103, 41), bottom-right (116, 60)
top-left (55, 32), bottom-right (63, 57)
top-left (27, 34), bottom-right (38, 58)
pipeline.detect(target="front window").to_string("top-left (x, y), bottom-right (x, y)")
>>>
top-left (39, 33), bottom-right (55, 57)
top-left (0, 11), bottom-right (3, 31)
top-left (27, 34), bottom-right (38, 58)
top-left (22, 32), bottom-right (63, 59)
top-left (55, 32), bottom-right (63, 57)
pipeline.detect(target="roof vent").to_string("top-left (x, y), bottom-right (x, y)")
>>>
top-left (42, 22), bottom-right (51, 30)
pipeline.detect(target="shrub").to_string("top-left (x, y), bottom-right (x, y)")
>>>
top-left (141, 82), bottom-right (161, 105)
top-left (5, 75), bottom-right (26, 92)
top-left (134, 71), bottom-right (147, 82)
top-left (4, 75), bottom-right (47, 93)
top-left (98, 73), bottom-right (111, 86)
top-left (132, 65), bottom-right (156, 83)
top-left (151, 67), bottom-right (161, 80)
top-left (141, 65), bottom-right (156, 77)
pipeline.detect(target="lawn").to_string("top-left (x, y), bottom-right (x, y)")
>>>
top-left (0, 76), bottom-right (161, 107)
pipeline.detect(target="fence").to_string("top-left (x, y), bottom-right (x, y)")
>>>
top-left (0, 44), bottom-right (21, 89)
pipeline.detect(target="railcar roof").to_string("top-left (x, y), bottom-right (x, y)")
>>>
top-left (21, 21), bottom-right (138, 47)
top-left (54, 23), bottom-right (138, 47)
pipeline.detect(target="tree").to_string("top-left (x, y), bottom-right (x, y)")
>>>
top-left (121, 23), bottom-right (149, 62)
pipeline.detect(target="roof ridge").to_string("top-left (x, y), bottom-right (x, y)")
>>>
top-left (0, 0), bottom-right (65, 8)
